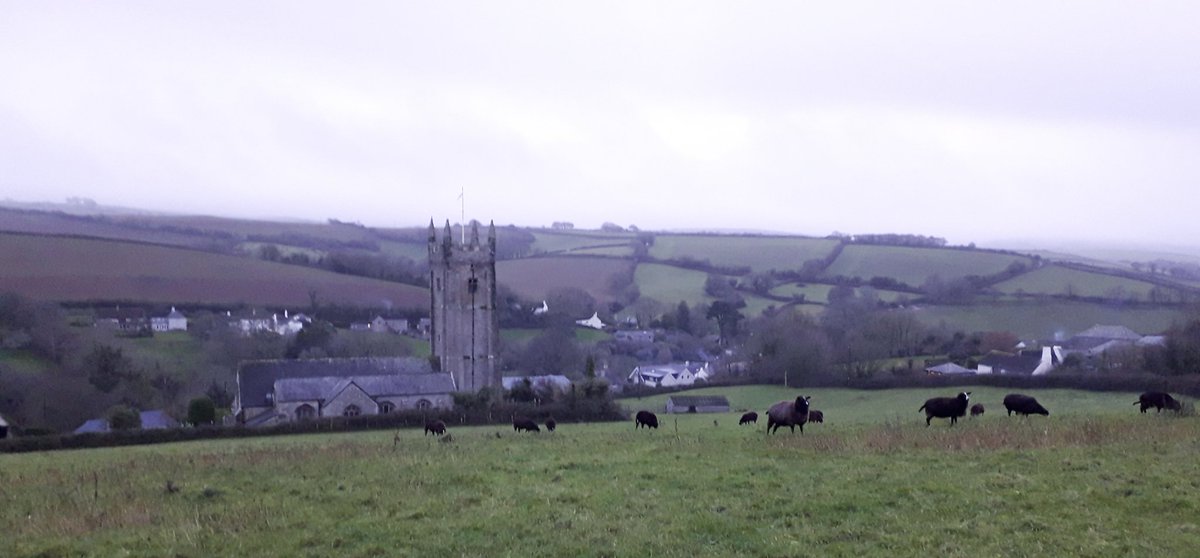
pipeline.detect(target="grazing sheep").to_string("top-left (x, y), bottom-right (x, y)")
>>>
top-left (1003, 393), bottom-right (1050, 416)
top-left (1135, 391), bottom-right (1182, 413)
top-left (766, 395), bottom-right (811, 434)
top-left (545, 417), bottom-right (557, 432)
top-left (739, 411), bottom-right (758, 425)
top-left (512, 416), bottom-right (541, 433)
top-left (807, 410), bottom-right (824, 424)
top-left (635, 410), bottom-right (659, 429)
top-left (424, 419), bottom-right (447, 436)
top-left (918, 392), bottom-right (971, 426)
top-left (970, 403), bottom-right (985, 418)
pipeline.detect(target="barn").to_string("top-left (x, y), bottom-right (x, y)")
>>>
top-left (666, 395), bottom-right (730, 414)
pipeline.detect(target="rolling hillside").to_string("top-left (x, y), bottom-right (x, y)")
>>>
top-left (824, 244), bottom-right (1031, 285)
top-left (496, 256), bottom-right (633, 304)
top-left (0, 233), bottom-right (426, 308)
top-left (649, 234), bottom-right (837, 272)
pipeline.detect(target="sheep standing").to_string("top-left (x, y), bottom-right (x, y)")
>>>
top-left (424, 419), bottom-right (447, 436)
top-left (512, 416), bottom-right (541, 433)
top-left (807, 409), bottom-right (824, 424)
top-left (766, 395), bottom-right (811, 434)
top-left (635, 410), bottom-right (659, 429)
top-left (970, 403), bottom-right (985, 418)
top-left (545, 417), bottom-right (557, 432)
top-left (918, 392), bottom-right (971, 426)
top-left (1135, 392), bottom-right (1182, 413)
top-left (1003, 393), bottom-right (1050, 416)
top-left (739, 411), bottom-right (758, 425)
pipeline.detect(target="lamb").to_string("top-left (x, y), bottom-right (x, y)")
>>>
top-left (739, 411), bottom-right (758, 425)
top-left (970, 403), bottom-right (985, 418)
top-left (766, 395), bottom-right (811, 434)
top-left (1135, 391), bottom-right (1182, 413)
top-left (512, 416), bottom-right (541, 433)
top-left (423, 419), bottom-right (447, 436)
top-left (1003, 393), bottom-right (1050, 416)
top-left (918, 392), bottom-right (971, 426)
top-left (635, 410), bottom-right (659, 429)
top-left (545, 417), bottom-right (557, 432)
top-left (807, 410), bottom-right (824, 424)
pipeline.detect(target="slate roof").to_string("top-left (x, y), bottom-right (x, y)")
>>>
top-left (667, 395), bottom-right (730, 408)
top-left (273, 374), bottom-right (456, 403)
top-left (1073, 325), bottom-right (1142, 341)
top-left (978, 353), bottom-right (1042, 375)
top-left (236, 357), bottom-right (437, 409)
top-left (167, 308), bottom-right (186, 319)
top-left (72, 410), bottom-right (179, 434)
top-left (925, 362), bottom-right (975, 375)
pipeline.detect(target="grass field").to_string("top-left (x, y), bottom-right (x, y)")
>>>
top-left (497, 256), bottom-right (633, 304)
top-left (914, 301), bottom-right (1185, 339)
top-left (529, 231), bottom-right (631, 255)
top-left (634, 263), bottom-right (779, 316)
top-left (824, 246), bottom-right (1031, 286)
top-left (0, 233), bottom-right (428, 309)
top-left (3, 385), bottom-right (1198, 557)
top-left (649, 235), bottom-right (838, 272)
top-left (994, 265), bottom-right (1168, 300)
top-left (769, 282), bottom-right (914, 304)
top-left (501, 328), bottom-right (612, 346)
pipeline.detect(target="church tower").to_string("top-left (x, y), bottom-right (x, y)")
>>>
top-left (428, 219), bottom-right (500, 392)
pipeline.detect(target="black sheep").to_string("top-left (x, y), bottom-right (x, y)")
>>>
top-left (739, 411), bottom-right (758, 425)
top-left (766, 395), bottom-right (811, 434)
top-left (808, 410), bottom-right (824, 424)
top-left (512, 416), bottom-right (541, 433)
top-left (1003, 393), bottom-right (1050, 416)
top-left (970, 403), bottom-right (985, 418)
top-left (545, 417), bottom-right (557, 432)
top-left (424, 419), bottom-right (447, 436)
top-left (918, 392), bottom-right (971, 426)
top-left (1135, 391), bottom-right (1182, 413)
top-left (635, 410), bottom-right (659, 429)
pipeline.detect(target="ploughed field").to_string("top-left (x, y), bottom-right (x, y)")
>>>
top-left (3, 387), bottom-right (1199, 557)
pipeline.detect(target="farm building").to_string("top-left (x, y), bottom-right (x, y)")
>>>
top-left (94, 307), bottom-right (148, 331)
top-left (73, 409), bottom-right (179, 434)
top-left (924, 362), bottom-right (975, 375)
top-left (233, 357), bottom-right (455, 426)
top-left (151, 307), bottom-right (188, 332)
top-left (627, 362), bottom-right (711, 387)
top-left (977, 346), bottom-right (1061, 375)
top-left (0, 413), bottom-right (10, 438)
top-left (666, 395), bottom-right (730, 414)
top-left (575, 312), bottom-right (605, 330)
top-left (1062, 324), bottom-right (1165, 361)
top-left (614, 329), bottom-right (655, 344)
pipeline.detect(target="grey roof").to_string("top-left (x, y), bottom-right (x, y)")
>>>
top-left (925, 362), bottom-right (975, 375)
top-left (167, 308), bottom-right (186, 319)
top-left (1072, 325), bottom-right (1142, 341)
top-left (978, 353), bottom-right (1041, 374)
top-left (667, 395), bottom-right (730, 407)
top-left (236, 357), bottom-right (437, 408)
top-left (501, 375), bottom-right (572, 390)
top-left (73, 410), bottom-right (178, 434)
top-left (274, 374), bottom-right (456, 403)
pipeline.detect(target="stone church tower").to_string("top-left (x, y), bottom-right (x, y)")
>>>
top-left (428, 219), bottom-right (500, 392)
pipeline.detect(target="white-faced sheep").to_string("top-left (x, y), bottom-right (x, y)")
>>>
top-left (918, 392), bottom-right (971, 426)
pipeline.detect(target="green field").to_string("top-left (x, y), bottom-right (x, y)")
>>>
top-left (4, 385), bottom-right (1198, 556)
top-left (0, 233), bottom-right (427, 309)
top-left (566, 244), bottom-right (636, 257)
top-left (769, 282), bottom-right (914, 304)
top-left (914, 301), bottom-right (1185, 339)
top-left (824, 245), bottom-right (1031, 286)
top-left (994, 265), bottom-right (1168, 300)
top-left (634, 263), bottom-right (779, 316)
top-left (497, 256), bottom-right (633, 304)
top-left (528, 230), bottom-right (632, 255)
top-left (501, 328), bottom-right (612, 346)
top-left (649, 235), bottom-right (837, 272)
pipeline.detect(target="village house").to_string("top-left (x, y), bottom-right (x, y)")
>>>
top-left (575, 312), bottom-right (605, 330)
top-left (73, 409), bottom-right (179, 434)
top-left (368, 316), bottom-right (410, 334)
top-left (94, 307), bottom-right (149, 332)
top-left (627, 361), bottom-right (712, 387)
top-left (232, 357), bottom-right (455, 426)
top-left (977, 346), bottom-right (1062, 375)
top-left (924, 362), bottom-right (975, 376)
top-left (150, 307), bottom-right (188, 332)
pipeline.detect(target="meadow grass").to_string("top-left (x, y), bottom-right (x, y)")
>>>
top-left (496, 257), bottom-right (632, 304)
top-left (914, 301), bottom-right (1185, 340)
top-left (824, 245), bottom-right (1031, 286)
top-left (3, 386), bottom-right (1198, 557)
top-left (769, 282), bottom-right (914, 304)
top-left (648, 235), bottom-right (837, 272)
top-left (994, 265), bottom-right (1167, 299)
top-left (633, 263), bottom-right (778, 316)
top-left (529, 231), bottom-right (631, 255)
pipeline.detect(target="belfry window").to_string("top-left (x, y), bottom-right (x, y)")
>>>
top-left (468, 277), bottom-right (479, 293)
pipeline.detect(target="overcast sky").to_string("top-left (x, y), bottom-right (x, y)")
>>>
top-left (2, 1), bottom-right (1198, 247)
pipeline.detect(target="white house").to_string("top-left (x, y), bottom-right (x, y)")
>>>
top-left (977, 346), bottom-right (1062, 375)
top-left (151, 307), bottom-right (188, 332)
top-left (576, 312), bottom-right (605, 330)
top-left (627, 362), bottom-right (711, 387)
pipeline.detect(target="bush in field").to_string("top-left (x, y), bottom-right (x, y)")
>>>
top-left (187, 396), bottom-right (216, 426)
